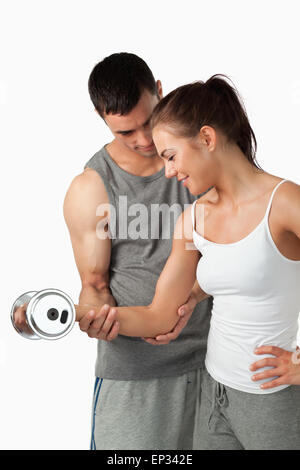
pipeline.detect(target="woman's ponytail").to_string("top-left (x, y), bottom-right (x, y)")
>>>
top-left (151, 74), bottom-right (260, 169)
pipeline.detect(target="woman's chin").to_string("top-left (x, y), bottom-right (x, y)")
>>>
top-left (186, 183), bottom-right (198, 196)
top-left (184, 179), bottom-right (211, 196)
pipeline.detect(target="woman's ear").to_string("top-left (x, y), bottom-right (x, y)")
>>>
top-left (199, 126), bottom-right (216, 151)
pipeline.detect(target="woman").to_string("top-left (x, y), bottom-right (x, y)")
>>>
top-left (92, 75), bottom-right (300, 449)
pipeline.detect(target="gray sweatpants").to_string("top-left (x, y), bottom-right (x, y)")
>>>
top-left (194, 367), bottom-right (300, 450)
top-left (90, 368), bottom-right (202, 450)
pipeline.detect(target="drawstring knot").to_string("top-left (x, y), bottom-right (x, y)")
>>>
top-left (208, 381), bottom-right (228, 431)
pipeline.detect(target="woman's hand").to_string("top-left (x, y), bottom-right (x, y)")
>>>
top-left (78, 292), bottom-right (198, 345)
top-left (79, 304), bottom-right (120, 341)
top-left (142, 292), bottom-right (198, 345)
top-left (250, 345), bottom-right (300, 389)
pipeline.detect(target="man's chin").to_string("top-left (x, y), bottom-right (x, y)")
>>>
top-left (136, 149), bottom-right (157, 158)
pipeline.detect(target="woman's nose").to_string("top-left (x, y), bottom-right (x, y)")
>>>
top-left (165, 163), bottom-right (177, 179)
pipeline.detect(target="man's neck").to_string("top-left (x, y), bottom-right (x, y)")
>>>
top-left (105, 140), bottom-right (164, 177)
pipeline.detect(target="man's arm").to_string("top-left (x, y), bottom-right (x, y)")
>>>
top-left (63, 168), bottom-right (119, 340)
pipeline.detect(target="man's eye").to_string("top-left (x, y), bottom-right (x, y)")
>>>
top-left (120, 131), bottom-right (132, 136)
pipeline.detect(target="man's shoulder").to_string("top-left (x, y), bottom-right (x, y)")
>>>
top-left (64, 166), bottom-right (109, 210)
top-left (84, 146), bottom-right (107, 171)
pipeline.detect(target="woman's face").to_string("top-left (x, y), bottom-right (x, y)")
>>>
top-left (152, 125), bottom-right (216, 195)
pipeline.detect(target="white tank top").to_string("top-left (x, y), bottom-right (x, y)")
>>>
top-left (192, 180), bottom-right (300, 394)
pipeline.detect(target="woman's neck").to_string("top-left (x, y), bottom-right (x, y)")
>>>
top-left (213, 146), bottom-right (266, 208)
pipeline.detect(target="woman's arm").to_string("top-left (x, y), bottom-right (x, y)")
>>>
top-left (251, 181), bottom-right (300, 388)
top-left (280, 181), bottom-right (300, 239)
top-left (113, 205), bottom-right (209, 337)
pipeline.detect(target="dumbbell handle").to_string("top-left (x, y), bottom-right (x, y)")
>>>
top-left (74, 303), bottom-right (108, 322)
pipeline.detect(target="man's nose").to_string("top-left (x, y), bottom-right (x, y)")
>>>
top-left (136, 130), bottom-right (153, 147)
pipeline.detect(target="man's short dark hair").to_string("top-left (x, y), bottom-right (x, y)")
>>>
top-left (88, 52), bottom-right (158, 118)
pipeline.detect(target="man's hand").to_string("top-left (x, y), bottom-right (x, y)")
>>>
top-left (13, 303), bottom-right (34, 336)
top-left (250, 345), bottom-right (300, 389)
top-left (142, 293), bottom-right (198, 345)
top-left (79, 304), bottom-right (120, 341)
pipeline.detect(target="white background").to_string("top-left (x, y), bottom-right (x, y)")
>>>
top-left (0, 0), bottom-right (299, 450)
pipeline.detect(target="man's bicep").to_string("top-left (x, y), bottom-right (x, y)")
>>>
top-left (63, 170), bottom-right (112, 289)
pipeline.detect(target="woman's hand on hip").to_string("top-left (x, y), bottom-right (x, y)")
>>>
top-left (250, 345), bottom-right (300, 389)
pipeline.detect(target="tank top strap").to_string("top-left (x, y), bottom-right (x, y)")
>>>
top-left (264, 179), bottom-right (288, 220)
top-left (191, 199), bottom-right (198, 231)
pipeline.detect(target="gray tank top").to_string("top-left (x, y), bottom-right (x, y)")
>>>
top-left (84, 146), bottom-right (212, 380)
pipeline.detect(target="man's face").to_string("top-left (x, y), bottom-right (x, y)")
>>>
top-left (103, 89), bottom-right (161, 158)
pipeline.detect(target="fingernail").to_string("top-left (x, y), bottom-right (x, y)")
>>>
top-left (89, 310), bottom-right (95, 317)
top-left (180, 308), bottom-right (185, 316)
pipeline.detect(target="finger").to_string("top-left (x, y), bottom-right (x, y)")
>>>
top-left (14, 304), bottom-right (27, 324)
top-left (254, 346), bottom-right (285, 357)
top-left (79, 309), bottom-right (96, 332)
top-left (89, 304), bottom-right (111, 331)
top-left (251, 367), bottom-right (283, 382)
top-left (142, 338), bottom-right (161, 345)
top-left (106, 321), bottom-right (120, 341)
top-left (155, 332), bottom-right (176, 342)
top-left (162, 317), bottom-right (188, 338)
top-left (178, 298), bottom-right (196, 317)
top-left (154, 317), bottom-right (189, 343)
top-left (259, 377), bottom-right (286, 390)
top-left (178, 306), bottom-right (186, 317)
top-left (14, 304), bottom-right (33, 335)
top-left (95, 309), bottom-right (117, 338)
top-left (142, 337), bottom-right (169, 345)
top-left (250, 358), bottom-right (279, 371)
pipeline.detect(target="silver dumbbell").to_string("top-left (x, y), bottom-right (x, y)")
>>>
top-left (11, 288), bottom-right (88, 340)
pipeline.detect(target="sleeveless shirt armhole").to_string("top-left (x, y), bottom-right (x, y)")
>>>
top-left (264, 179), bottom-right (288, 221)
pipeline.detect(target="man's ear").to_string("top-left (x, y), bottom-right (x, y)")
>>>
top-left (156, 80), bottom-right (163, 99)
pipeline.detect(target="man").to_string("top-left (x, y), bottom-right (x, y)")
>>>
top-left (63, 52), bottom-right (212, 450)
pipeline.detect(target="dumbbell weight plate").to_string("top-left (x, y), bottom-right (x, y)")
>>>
top-left (11, 291), bottom-right (40, 340)
top-left (11, 288), bottom-right (76, 340)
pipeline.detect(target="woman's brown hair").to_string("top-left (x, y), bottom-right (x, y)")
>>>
top-left (151, 74), bottom-right (260, 169)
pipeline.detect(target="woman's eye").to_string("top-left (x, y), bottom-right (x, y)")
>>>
top-left (168, 155), bottom-right (175, 162)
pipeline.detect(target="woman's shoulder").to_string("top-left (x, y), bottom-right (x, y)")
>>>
top-left (256, 173), bottom-right (299, 201)
top-left (270, 176), bottom-right (300, 234)
top-left (273, 177), bottom-right (300, 202)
